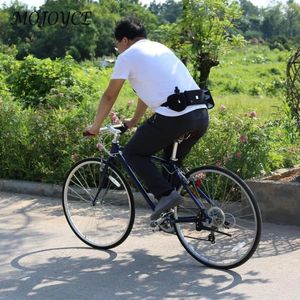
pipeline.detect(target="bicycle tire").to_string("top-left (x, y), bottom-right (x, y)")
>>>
top-left (62, 158), bottom-right (135, 249)
top-left (174, 165), bottom-right (262, 269)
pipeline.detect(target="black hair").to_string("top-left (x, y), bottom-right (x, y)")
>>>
top-left (114, 19), bottom-right (147, 41)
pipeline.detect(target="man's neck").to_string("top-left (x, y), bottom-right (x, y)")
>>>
top-left (129, 37), bottom-right (146, 46)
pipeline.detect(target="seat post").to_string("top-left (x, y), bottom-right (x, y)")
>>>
top-left (170, 141), bottom-right (179, 161)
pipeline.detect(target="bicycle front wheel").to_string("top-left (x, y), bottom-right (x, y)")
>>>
top-left (62, 158), bottom-right (135, 249)
top-left (174, 165), bottom-right (261, 269)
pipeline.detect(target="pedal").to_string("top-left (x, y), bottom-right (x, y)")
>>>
top-left (150, 220), bottom-right (160, 232)
top-left (150, 220), bottom-right (158, 228)
top-left (150, 215), bottom-right (165, 227)
top-left (150, 211), bottom-right (175, 233)
top-left (150, 217), bottom-right (163, 231)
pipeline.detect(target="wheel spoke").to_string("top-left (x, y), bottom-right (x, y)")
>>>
top-left (68, 185), bottom-right (91, 204)
top-left (73, 173), bottom-right (94, 201)
top-left (174, 166), bottom-right (261, 269)
top-left (63, 159), bottom-right (134, 249)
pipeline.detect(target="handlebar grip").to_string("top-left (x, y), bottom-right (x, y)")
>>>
top-left (113, 123), bottom-right (128, 134)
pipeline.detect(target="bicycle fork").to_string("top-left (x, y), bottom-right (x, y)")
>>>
top-left (92, 160), bottom-right (110, 206)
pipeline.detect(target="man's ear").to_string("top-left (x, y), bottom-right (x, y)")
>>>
top-left (122, 37), bottom-right (127, 44)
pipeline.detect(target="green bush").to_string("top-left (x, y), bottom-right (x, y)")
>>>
top-left (7, 55), bottom-right (99, 109)
top-left (249, 85), bottom-right (263, 96)
top-left (0, 45), bottom-right (18, 99)
top-left (0, 97), bottom-right (28, 179)
top-left (265, 78), bottom-right (286, 96)
top-left (0, 96), bottom-right (299, 183)
top-left (0, 46), bottom-right (299, 184)
top-left (187, 106), bottom-right (299, 179)
top-left (187, 109), bottom-right (268, 178)
top-left (0, 97), bottom-right (97, 183)
top-left (222, 81), bottom-right (245, 94)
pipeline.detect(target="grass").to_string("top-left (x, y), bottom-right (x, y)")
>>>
top-left (211, 94), bottom-right (283, 120)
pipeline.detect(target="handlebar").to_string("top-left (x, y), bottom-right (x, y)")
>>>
top-left (83, 123), bottom-right (128, 137)
top-left (100, 123), bottom-right (128, 135)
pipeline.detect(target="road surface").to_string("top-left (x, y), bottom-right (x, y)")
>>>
top-left (0, 192), bottom-right (299, 299)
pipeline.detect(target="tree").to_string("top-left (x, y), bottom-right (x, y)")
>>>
top-left (236, 0), bottom-right (262, 40)
top-left (0, 0), bottom-right (159, 60)
top-left (287, 47), bottom-right (300, 131)
top-left (0, 1), bottom-right (34, 58)
top-left (285, 1), bottom-right (300, 43)
top-left (149, 0), bottom-right (183, 23)
top-left (239, 0), bottom-right (259, 16)
top-left (30, 0), bottom-right (98, 60)
top-left (89, 0), bottom-right (118, 57)
top-left (178, 0), bottom-right (245, 87)
top-left (261, 4), bottom-right (285, 40)
top-left (117, 0), bottom-right (159, 33)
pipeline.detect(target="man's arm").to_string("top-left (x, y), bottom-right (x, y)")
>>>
top-left (124, 98), bottom-right (148, 128)
top-left (86, 79), bottom-right (125, 135)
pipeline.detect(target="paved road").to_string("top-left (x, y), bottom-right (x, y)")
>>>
top-left (0, 191), bottom-right (299, 300)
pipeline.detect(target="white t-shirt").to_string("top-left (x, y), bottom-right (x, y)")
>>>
top-left (111, 39), bottom-right (207, 117)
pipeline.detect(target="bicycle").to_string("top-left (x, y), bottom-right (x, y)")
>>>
top-left (62, 123), bottom-right (262, 269)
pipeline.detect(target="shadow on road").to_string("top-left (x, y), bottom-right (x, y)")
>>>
top-left (1, 247), bottom-right (269, 299)
top-left (1, 190), bottom-right (300, 300)
top-left (133, 213), bottom-right (300, 259)
top-left (254, 222), bottom-right (300, 258)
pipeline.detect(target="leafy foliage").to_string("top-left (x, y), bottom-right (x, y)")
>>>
top-left (0, 0), bottom-right (159, 60)
top-left (1, 93), bottom-right (298, 183)
top-left (0, 28), bottom-right (299, 184)
top-left (150, 0), bottom-right (245, 87)
top-left (0, 97), bottom-right (97, 182)
top-left (6, 54), bottom-right (101, 108)
top-left (149, 0), bottom-right (183, 23)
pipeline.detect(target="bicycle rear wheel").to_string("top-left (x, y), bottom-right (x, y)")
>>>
top-left (174, 165), bottom-right (261, 269)
top-left (62, 158), bottom-right (135, 249)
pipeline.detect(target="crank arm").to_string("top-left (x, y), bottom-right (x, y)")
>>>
top-left (199, 225), bottom-right (232, 237)
top-left (183, 235), bottom-right (211, 242)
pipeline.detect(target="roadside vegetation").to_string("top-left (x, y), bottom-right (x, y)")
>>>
top-left (0, 0), bottom-right (299, 183)
top-left (0, 43), bottom-right (299, 183)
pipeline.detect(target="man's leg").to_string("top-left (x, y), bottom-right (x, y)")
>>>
top-left (123, 109), bottom-right (209, 219)
top-left (123, 114), bottom-right (183, 199)
top-left (162, 109), bottom-right (209, 187)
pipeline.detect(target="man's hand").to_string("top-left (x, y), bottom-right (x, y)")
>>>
top-left (123, 118), bottom-right (138, 129)
top-left (83, 125), bottom-right (99, 137)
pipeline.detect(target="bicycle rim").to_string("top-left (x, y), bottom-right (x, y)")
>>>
top-left (174, 166), bottom-right (261, 269)
top-left (62, 158), bottom-right (135, 249)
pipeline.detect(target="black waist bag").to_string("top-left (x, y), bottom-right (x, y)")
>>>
top-left (161, 87), bottom-right (215, 112)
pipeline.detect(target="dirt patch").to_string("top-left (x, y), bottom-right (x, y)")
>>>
top-left (264, 167), bottom-right (300, 183)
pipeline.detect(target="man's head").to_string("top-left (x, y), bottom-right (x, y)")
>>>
top-left (114, 19), bottom-right (147, 53)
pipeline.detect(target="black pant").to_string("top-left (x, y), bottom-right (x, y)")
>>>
top-left (123, 108), bottom-right (209, 199)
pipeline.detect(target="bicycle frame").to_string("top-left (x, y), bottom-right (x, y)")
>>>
top-left (95, 139), bottom-right (213, 223)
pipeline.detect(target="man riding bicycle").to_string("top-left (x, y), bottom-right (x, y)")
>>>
top-left (85, 19), bottom-right (209, 220)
